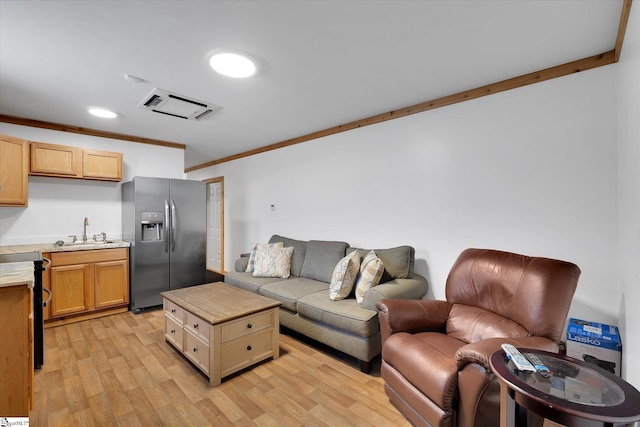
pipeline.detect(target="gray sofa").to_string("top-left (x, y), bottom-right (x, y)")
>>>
top-left (224, 234), bottom-right (428, 372)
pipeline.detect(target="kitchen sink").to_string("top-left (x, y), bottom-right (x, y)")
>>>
top-left (55, 240), bottom-right (118, 247)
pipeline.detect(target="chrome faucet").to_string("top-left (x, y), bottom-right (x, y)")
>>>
top-left (83, 217), bottom-right (89, 242)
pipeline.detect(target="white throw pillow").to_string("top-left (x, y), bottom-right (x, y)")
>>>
top-left (253, 246), bottom-right (294, 278)
top-left (354, 250), bottom-right (384, 304)
top-left (246, 242), bottom-right (283, 272)
top-left (329, 251), bottom-right (361, 301)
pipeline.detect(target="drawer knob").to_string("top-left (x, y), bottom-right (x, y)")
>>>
top-left (170, 329), bottom-right (175, 334)
top-left (194, 323), bottom-right (199, 329)
top-left (193, 347), bottom-right (198, 352)
top-left (247, 323), bottom-right (252, 329)
top-left (247, 345), bottom-right (252, 351)
top-left (171, 308), bottom-right (176, 313)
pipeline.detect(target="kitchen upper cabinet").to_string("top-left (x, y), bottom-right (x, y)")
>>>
top-left (30, 141), bottom-right (82, 178)
top-left (83, 149), bottom-right (123, 181)
top-left (45, 248), bottom-right (129, 324)
top-left (0, 134), bottom-right (29, 206)
top-left (30, 141), bottom-right (122, 182)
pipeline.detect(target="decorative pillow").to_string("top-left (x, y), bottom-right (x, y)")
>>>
top-left (253, 246), bottom-right (294, 278)
top-left (354, 250), bottom-right (384, 304)
top-left (246, 242), bottom-right (283, 272)
top-left (329, 251), bottom-right (361, 301)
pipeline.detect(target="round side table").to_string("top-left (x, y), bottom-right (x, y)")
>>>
top-left (490, 348), bottom-right (640, 427)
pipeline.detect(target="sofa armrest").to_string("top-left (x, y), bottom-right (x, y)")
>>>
top-left (376, 299), bottom-right (452, 344)
top-left (234, 256), bottom-right (249, 272)
top-left (362, 274), bottom-right (428, 310)
top-left (455, 336), bottom-right (559, 371)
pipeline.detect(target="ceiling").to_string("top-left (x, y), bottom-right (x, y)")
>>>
top-left (0, 0), bottom-right (625, 170)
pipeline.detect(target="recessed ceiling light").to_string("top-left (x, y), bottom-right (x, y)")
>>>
top-left (88, 107), bottom-right (117, 119)
top-left (209, 52), bottom-right (256, 78)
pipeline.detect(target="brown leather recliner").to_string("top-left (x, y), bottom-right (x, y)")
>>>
top-left (376, 248), bottom-right (580, 427)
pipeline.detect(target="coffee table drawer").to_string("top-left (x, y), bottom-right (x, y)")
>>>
top-left (164, 299), bottom-right (185, 324)
top-left (221, 310), bottom-right (276, 342)
top-left (164, 314), bottom-right (184, 351)
top-left (185, 311), bottom-right (210, 345)
top-left (221, 328), bottom-right (275, 376)
top-left (185, 332), bottom-right (210, 375)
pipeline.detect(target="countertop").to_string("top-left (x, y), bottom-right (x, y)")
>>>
top-left (0, 240), bottom-right (130, 255)
top-left (0, 262), bottom-right (35, 289)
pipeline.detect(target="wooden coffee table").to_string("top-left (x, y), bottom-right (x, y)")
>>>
top-left (161, 282), bottom-right (281, 386)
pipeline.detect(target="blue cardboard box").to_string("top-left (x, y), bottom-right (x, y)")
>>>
top-left (566, 318), bottom-right (622, 376)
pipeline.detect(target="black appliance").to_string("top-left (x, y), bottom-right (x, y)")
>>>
top-left (0, 252), bottom-right (50, 369)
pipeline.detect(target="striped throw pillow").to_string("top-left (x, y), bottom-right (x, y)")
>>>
top-left (246, 242), bottom-right (283, 272)
top-left (354, 250), bottom-right (384, 304)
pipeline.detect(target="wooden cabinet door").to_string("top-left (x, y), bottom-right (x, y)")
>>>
top-left (94, 259), bottom-right (129, 309)
top-left (30, 141), bottom-right (82, 178)
top-left (0, 134), bottom-right (29, 206)
top-left (83, 149), bottom-right (123, 181)
top-left (0, 285), bottom-right (32, 416)
top-left (49, 264), bottom-right (94, 317)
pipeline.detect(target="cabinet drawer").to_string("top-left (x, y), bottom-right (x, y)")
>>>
top-left (185, 311), bottom-right (210, 345)
top-left (49, 248), bottom-right (127, 266)
top-left (221, 310), bottom-right (276, 342)
top-left (184, 332), bottom-right (210, 375)
top-left (164, 315), bottom-right (183, 351)
top-left (220, 328), bottom-right (275, 375)
top-left (163, 299), bottom-right (184, 325)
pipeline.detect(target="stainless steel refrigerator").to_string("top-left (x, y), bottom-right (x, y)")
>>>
top-left (122, 177), bottom-right (206, 312)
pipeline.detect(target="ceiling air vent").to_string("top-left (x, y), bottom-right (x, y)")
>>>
top-left (137, 88), bottom-right (222, 121)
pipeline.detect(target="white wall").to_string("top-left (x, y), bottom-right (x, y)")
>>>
top-left (617, 4), bottom-right (640, 387)
top-left (188, 65), bottom-right (621, 355)
top-left (0, 123), bottom-right (185, 245)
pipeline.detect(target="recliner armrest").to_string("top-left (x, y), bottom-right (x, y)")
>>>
top-left (455, 336), bottom-right (559, 371)
top-left (376, 299), bottom-right (452, 344)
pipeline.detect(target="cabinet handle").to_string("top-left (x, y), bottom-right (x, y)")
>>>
top-left (247, 345), bottom-right (252, 351)
top-left (247, 323), bottom-right (252, 329)
top-left (194, 323), bottom-right (199, 329)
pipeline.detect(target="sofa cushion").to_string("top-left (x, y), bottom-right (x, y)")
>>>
top-left (259, 277), bottom-right (329, 312)
top-left (253, 245), bottom-right (294, 278)
top-left (347, 245), bottom-right (415, 282)
top-left (354, 250), bottom-right (384, 304)
top-left (246, 242), bottom-right (284, 273)
top-left (329, 251), bottom-right (360, 301)
top-left (300, 240), bottom-right (349, 283)
top-left (269, 235), bottom-right (307, 277)
top-left (224, 271), bottom-right (284, 293)
top-left (297, 290), bottom-right (379, 338)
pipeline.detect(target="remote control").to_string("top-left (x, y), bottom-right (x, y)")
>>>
top-left (524, 352), bottom-right (552, 378)
top-left (501, 344), bottom-right (536, 372)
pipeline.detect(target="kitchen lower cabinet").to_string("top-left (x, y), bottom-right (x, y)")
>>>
top-left (0, 284), bottom-right (33, 416)
top-left (44, 248), bottom-right (129, 326)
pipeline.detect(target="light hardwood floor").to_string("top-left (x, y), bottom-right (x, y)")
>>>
top-left (30, 309), bottom-right (411, 426)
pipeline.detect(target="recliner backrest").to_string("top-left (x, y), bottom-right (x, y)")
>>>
top-left (445, 248), bottom-right (581, 343)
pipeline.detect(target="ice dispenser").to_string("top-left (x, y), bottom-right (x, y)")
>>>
top-left (141, 211), bottom-right (163, 241)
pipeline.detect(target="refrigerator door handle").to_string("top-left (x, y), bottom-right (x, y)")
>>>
top-left (164, 199), bottom-right (170, 253)
top-left (171, 198), bottom-right (177, 252)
